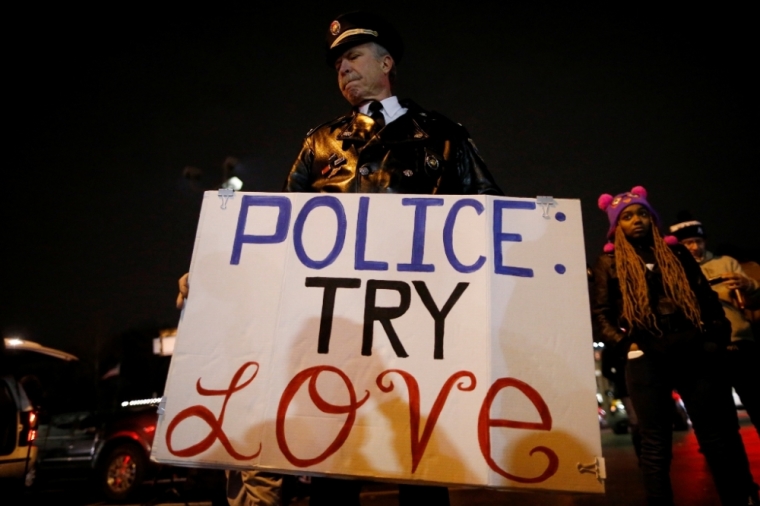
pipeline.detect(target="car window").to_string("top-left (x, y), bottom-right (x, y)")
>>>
top-left (0, 381), bottom-right (17, 455)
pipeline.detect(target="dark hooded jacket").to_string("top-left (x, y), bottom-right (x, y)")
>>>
top-left (284, 100), bottom-right (503, 195)
top-left (590, 241), bottom-right (730, 355)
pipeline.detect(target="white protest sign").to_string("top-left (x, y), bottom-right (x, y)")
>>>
top-left (152, 192), bottom-right (603, 494)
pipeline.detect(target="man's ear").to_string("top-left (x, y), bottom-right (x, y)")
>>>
top-left (381, 55), bottom-right (394, 74)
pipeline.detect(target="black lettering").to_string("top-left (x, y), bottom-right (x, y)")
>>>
top-left (363, 280), bottom-right (411, 357)
top-left (412, 281), bottom-right (469, 359)
top-left (305, 277), bottom-right (361, 354)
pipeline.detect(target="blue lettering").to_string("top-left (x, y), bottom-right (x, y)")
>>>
top-left (230, 195), bottom-right (292, 265)
top-left (397, 198), bottom-right (444, 272)
top-left (354, 197), bottom-right (389, 271)
top-left (493, 200), bottom-right (535, 277)
top-left (443, 199), bottom-right (486, 273)
top-left (293, 196), bottom-right (347, 269)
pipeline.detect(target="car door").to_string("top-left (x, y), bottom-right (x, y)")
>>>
top-left (36, 411), bottom-right (98, 469)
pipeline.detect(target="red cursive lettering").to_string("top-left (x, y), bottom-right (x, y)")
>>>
top-left (276, 365), bottom-right (369, 467)
top-left (376, 369), bottom-right (476, 472)
top-left (477, 377), bottom-right (558, 483)
top-left (165, 362), bottom-right (261, 460)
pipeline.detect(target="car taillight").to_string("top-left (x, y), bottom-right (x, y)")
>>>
top-left (18, 410), bottom-right (38, 446)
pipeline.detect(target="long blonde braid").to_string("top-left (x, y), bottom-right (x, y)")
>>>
top-left (614, 226), bottom-right (702, 332)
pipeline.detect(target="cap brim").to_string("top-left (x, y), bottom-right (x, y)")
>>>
top-left (326, 35), bottom-right (380, 66)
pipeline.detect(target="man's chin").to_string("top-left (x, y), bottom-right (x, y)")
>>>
top-left (343, 90), bottom-right (365, 106)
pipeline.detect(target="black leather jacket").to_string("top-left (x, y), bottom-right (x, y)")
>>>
top-left (590, 242), bottom-right (730, 354)
top-left (284, 99), bottom-right (503, 195)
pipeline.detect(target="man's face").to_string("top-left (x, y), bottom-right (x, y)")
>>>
top-left (681, 237), bottom-right (706, 262)
top-left (617, 204), bottom-right (652, 240)
top-left (335, 43), bottom-right (392, 106)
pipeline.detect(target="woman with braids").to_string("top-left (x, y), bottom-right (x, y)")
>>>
top-left (590, 186), bottom-right (759, 506)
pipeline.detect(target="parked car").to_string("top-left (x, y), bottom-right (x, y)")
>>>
top-left (34, 327), bottom-right (176, 501)
top-left (605, 398), bottom-right (629, 435)
top-left (604, 391), bottom-right (690, 435)
top-left (1, 337), bottom-right (78, 490)
top-left (0, 375), bottom-right (37, 487)
top-left (35, 399), bottom-right (162, 501)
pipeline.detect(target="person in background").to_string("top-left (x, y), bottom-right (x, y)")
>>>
top-left (669, 212), bottom-right (760, 435)
top-left (590, 186), bottom-right (758, 505)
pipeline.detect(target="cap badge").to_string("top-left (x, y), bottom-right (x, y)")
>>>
top-left (330, 20), bottom-right (341, 36)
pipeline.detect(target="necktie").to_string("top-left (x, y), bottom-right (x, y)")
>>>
top-left (368, 101), bottom-right (386, 130)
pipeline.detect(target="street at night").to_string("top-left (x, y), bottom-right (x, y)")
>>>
top-left (3, 3), bottom-right (758, 506)
top-left (11, 414), bottom-right (759, 505)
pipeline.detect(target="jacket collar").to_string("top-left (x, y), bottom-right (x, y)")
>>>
top-left (336, 112), bottom-right (375, 144)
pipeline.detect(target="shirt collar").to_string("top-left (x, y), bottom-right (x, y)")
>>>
top-left (338, 97), bottom-right (427, 144)
top-left (358, 96), bottom-right (402, 117)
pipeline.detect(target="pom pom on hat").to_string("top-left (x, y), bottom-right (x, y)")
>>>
top-left (630, 185), bottom-right (647, 198)
top-left (598, 194), bottom-right (614, 211)
top-left (663, 235), bottom-right (679, 246)
top-left (603, 242), bottom-right (615, 253)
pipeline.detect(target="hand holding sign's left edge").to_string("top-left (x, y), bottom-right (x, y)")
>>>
top-left (176, 272), bottom-right (189, 309)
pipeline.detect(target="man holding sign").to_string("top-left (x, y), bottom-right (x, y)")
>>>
top-left (284, 11), bottom-right (502, 197)
top-left (178, 11), bottom-right (503, 506)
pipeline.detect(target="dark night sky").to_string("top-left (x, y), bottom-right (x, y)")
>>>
top-left (3, 3), bottom-right (758, 365)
